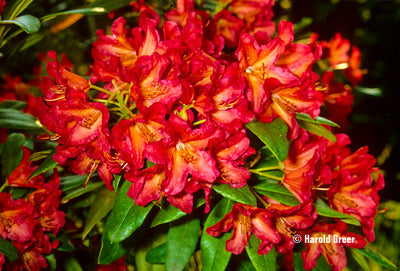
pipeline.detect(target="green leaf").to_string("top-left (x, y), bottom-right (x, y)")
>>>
top-left (89, 0), bottom-right (133, 11)
top-left (1, 133), bottom-right (25, 178)
top-left (0, 108), bottom-right (44, 131)
top-left (60, 174), bottom-right (92, 192)
top-left (295, 113), bottom-right (340, 127)
top-left (0, 100), bottom-right (27, 110)
top-left (350, 248), bottom-right (370, 271)
top-left (146, 243), bottom-right (166, 264)
top-left (0, 236), bottom-right (19, 262)
top-left (201, 198), bottom-right (233, 271)
top-left (112, 174), bottom-right (122, 191)
top-left (296, 119), bottom-right (336, 143)
top-left (63, 256), bottom-right (84, 271)
top-left (253, 180), bottom-right (300, 206)
top-left (41, 7), bottom-right (107, 21)
top-left (151, 204), bottom-right (186, 228)
top-left (104, 181), bottom-right (153, 243)
top-left (356, 86), bottom-right (382, 97)
top-left (246, 235), bottom-right (276, 271)
top-left (356, 247), bottom-right (397, 270)
top-left (213, 184), bottom-right (257, 206)
top-left (0, 15), bottom-right (41, 34)
top-left (314, 199), bottom-right (360, 226)
top-left (61, 181), bottom-right (104, 203)
top-left (56, 232), bottom-right (76, 252)
top-left (237, 260), bottom-right (256, 271)
top-left (293, 17), bottom-right (313, 33)
top-left (3, 0), bottom-right (34, 20)
top-left (28, 150), bottom-right (57, 180)
top-left (98, 230), bottom-right (129, 265)
top-left (82, 188), bottom-right (117, 240)
top-left (293, 252), bottom-right (306, 271)
top-left (246, 119), bottom-right (289, 162)
top-left (165, 218), bottom-right (200, 271)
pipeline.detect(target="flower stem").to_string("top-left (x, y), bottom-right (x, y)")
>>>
top-left (0, 181), bottom-right (9, 193)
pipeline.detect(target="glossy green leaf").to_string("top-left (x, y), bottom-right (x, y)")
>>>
top-left (41, 7), bottom-right (107, 21)
top-left (246, 119), bottom-right (289, 162)
top-left (213, 184), bottom-right (257, 206)
top-left (253, 180), bottom-right (300, 206)
top-left (98, 230), bottom-right (129, 265)
top-left (355, 247), bottom-right (397, 270)
top-left (61, 181), bottom-right (104, 203)
top-left (314, 199), bottom-right (360, 226)
top-left (89, 0), bottom-right (133, 11)
top-left (296, 119), bottom-right (336, 143)
top-left (151, 204), bottom-right (186, 228)
top-left (112, 174), bottom-right (122, 191)
top-left (0, 108), bottom-right (44, 131)
top-left (28, 150), bottom-right (57, 180)
top-left (246, 236), bottom-right (276, 271)
top-left (104, 181), bottom-right (152, 243)
top-left (82, 188), bottom-right (117, 240)
top-left (0, 100), bottom-right (27, 110)
top-left (294, 17), bottom-right (313, 33)
top-left (1, 133), bottom-right (25, 178)
top-left (165, 218), bottom-right (200, 271)
top-left (295, 113), bottom-right (340, 127)
top-left (201, 198), bottom-right (233, 271)
top-left (146, 243), bottom-right (166, 264)
top-left (0, 15), bottom-right (41, 34)
top-left (0, 236), bottom-right (19, 262)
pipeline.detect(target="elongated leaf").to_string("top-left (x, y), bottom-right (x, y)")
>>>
top-left (253, 180), bottom-right (300, 206)
top-left (64, 256), bottom-right (84, 271)
top-left (350, 248), bottom-right (370, 271)
top-left (1, 133), bottom-right (25, 178)
top-left (3, 0), bottom-right (34, 20)
top-left (0, 236), bottom-right (19, 262)
top-left (60, 174), bottom-right (95, 192)
top-left (82, 188), bottom-right (117, 240)
top-left (165, 218), bottom-right (200, 271)
top-left (151, 204), bottom-right (186, 228)
top-left (28, 150), bottom-right (57, 180)
top-left (104, 181), bottom-right (152, 243)
top-left (246, 119), bottom-right (289, 162)
top-left (356, 247), bottom-right (397, 270)
top-left (0, 100), bottom-right (27, 110)
top-left (296, 119), bottom-right (336, 143)
top-left (246, 236), bottom-right (276, 271)
top-left (295, 113), bottom-right (340, 127)
top-left (90, 0), bottom-right (133, 11)
top-left (41, 7), bottom-right (107, 21)
top-left (61, 181), bottom-right (104, 203)
top-left (146, 243), bottom-right (166, 264)
top-left (314, 199), bottom-right (360, 226)
top-left (0, 15), bottom-right (41, 33)
top-left (201, 198), bottom-right (233, 271)
top-left (0, 108), bottom-right (44, 131)
top-left (293, 252), bottom-right (306, 271)
top-left (213, 184), bottom-right (257, 206)
top-left (356, 86), bottom-right (382, 97)
top-left (98, 230), bottom-right (129, 265)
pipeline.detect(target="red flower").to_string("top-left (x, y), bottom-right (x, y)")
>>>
top-left (282, 130), bottom-right (327, 202)
top-left (0, 193), bottom-right (35, 243)
top-left (206, 203), bottom-right (281, 255)
top-left (301, 222), bottom-right (367, 271)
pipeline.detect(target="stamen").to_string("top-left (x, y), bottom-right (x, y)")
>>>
top-left (84, 160), bottom-right (100, 188)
